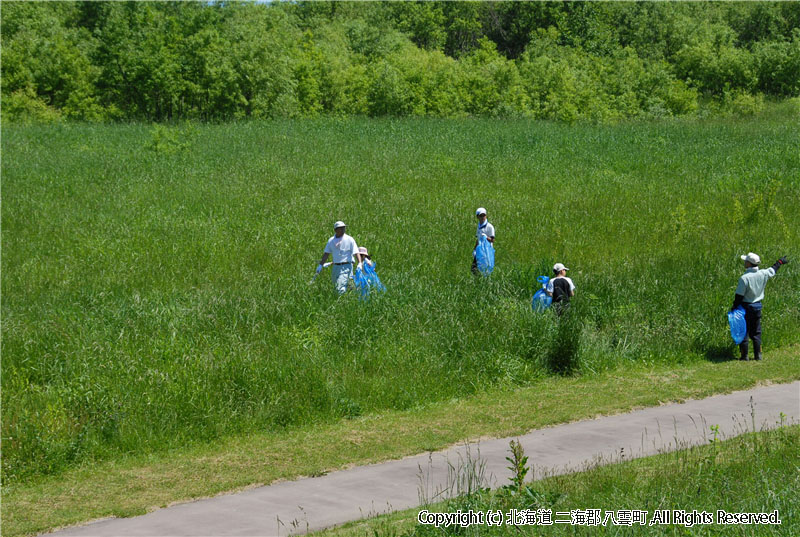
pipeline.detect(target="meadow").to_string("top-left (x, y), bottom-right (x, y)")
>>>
top-left (2, 110), bottom-right (799, 485)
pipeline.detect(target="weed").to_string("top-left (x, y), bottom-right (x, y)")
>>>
top-left (505, 440), bottom-right (529, 492)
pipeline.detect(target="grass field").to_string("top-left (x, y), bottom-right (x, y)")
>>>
top-left (319, 425), bottom-right (800, 537)
top-left (3, 109), bottom-right (799, 488)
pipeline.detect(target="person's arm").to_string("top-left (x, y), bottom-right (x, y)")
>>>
top-left (317, 252), bottom-right (330, 273)
top-left (545, 280), bottom-right (554, 297)
top-left (569, 278), bottom-right (575, 297)
top-left (351, 239), bottom-right (363, 269)
top-left (770, 256), bottom-right (788, 274)
top-left (731, 277), bottom-right (744, 309)
top-left (731, 275), bottom-right (747, 310)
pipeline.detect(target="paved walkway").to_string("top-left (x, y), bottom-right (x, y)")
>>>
top-left (50, 382), bottom-right (799, 537)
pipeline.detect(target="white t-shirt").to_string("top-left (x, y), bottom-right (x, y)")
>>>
top-left (324, 233), bottom-right (359, 264)
top-left (477, 221), bottom-right (495, 240)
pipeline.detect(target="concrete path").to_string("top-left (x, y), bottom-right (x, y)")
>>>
top-left (49, 382), bottom-right (799, 537)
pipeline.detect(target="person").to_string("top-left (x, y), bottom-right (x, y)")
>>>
top-left (317, 221), bottom-right (363, 295)
top-left (546, 263), bottom-right (575, 314)
top-left (354, 247), bottom-right (374, 267)
top-left (731, 252), bottom-right (788, 361)
top-left (351, 246), bottom-right (374, 285)
top-left (471, 207), bottom-right (495, 275)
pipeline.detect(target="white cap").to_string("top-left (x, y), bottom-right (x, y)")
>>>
top-left (553, 263), bottom-right (569, 273)
top-left (741, 252), bottom-right (760, 265)
top-left (358, 246), bottom-right (369, 256)
top-left (476, 207), bottom-right (487, 216)
top-left (333, 220), bottom-right (346, 229)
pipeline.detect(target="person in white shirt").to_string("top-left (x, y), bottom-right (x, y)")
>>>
top-left (546, 263), bottom-right (576, 314)
top-left (731, 252), bottom-right (788, 361)
top-left (317, 221), bottom-right (363, 295)
top-left (471, 207), bottom-right (495, 275)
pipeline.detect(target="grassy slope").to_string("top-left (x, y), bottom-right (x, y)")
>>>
top-left (3, 347), bottom-right (798, 537)
top-left (320, 425), bottom-right (800, 537)
top-left (2, 113), bottom-right (799, 533)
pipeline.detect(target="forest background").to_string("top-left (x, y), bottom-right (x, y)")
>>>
top-left (3, 1), bottom-right (800, 124)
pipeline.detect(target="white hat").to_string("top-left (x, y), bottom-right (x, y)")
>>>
top-left (741, 252), bottom-right (760, 265)
top-left (553, 263), bottom-right (569, 273)
top-left (358, 246), bottom-right (369, 256)
top-left (476, 207), bottom-right (487, 216)
top-left (333, 220), bottom-right (346, 229)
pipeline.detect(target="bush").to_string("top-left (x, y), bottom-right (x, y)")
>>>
top-left (674, 42), bottom-right (757, 95)
top-left (2, 88), bottom-right (62, 124)
top-left (752, 28), bottom-right (800, 97)
top-left (723, 89), bottom-right (766, 116)
top-left (367, 60), bottom-right (410, 116)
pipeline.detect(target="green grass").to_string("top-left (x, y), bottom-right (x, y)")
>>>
top-left (2, 114), bottom-right (799, 487)
top-left (319, 424), bottom-right (800, 537)
top-left (3, 347), bottom-right (798, 537)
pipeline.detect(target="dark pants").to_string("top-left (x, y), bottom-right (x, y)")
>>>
top-left (739, 302), bottom-right (762, 360)
top-left (552, 298), bottom-right (570, 316)
top-left (471, 255), bottom-right (479, 275)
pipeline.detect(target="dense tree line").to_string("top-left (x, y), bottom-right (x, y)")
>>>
top-left (2, 1), bottom-right (799, 123)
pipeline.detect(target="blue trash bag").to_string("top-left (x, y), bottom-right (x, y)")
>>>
top-left (363, 263), bottom-right (386, 293)
top-left (475, 235), bottom-right (495, 275)
top-left (728, 306), bottom-right (746, 345)
top-left (353, 267), bottom-right (370, 299)
top-left (353, 264), bottom-right (385, 299)
top-left (532, 275), bottom-right (552, 311)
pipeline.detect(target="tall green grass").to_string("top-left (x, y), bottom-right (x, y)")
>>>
top-left (2, 113), bottom-right (799, 483)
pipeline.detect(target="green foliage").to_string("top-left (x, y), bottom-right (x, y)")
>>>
top-left (752, 28), bottom-right (800, 96)
top-left (723, 90), bottom-right (766, 117)
top-left (145, 123), bottom-right (196, 154)
top-left (388, 1), bottom-right (446, 51)
top-left (0, 2), bottom-right (108, 122)
top-left (1, 88), bottom-right (62, 124)
top-left (3, 2), bottom-right (799, 122)
top-left (674, 42), bottom-right (758, 96)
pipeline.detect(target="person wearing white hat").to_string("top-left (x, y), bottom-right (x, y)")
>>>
top-left (471, 207), bottom-right (495, 275)
top-left (317, 221), bottom-right (363, 295)
top-left (731, 252), bottom-right (788, 360)
top-left (546, 263), bottom-right (575, 313)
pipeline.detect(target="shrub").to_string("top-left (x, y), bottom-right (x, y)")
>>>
top-left (723, 89), bottom-right (766, 116)
top-left (752, 28), bottom-right (800, 97)
top-left (2, 88), bottom-right (62, 124)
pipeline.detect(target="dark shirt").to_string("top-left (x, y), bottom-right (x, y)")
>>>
top-left (551, 277), bottom-right (572, 303)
